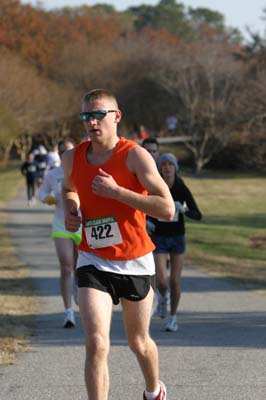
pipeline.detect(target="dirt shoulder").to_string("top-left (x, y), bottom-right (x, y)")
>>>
top-left (0, 200), bottom-right (38, 365)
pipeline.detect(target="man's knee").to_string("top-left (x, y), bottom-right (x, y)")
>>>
top-left (128, 335), bottom-right (152, 356)
top-left (85, 333), bottom-right (110, 358)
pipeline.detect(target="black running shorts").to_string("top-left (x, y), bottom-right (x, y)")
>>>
top-left (76, 265), bottom-right (156, 305)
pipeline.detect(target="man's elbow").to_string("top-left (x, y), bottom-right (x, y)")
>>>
top-left (162, 202), bottom-right (176, 221)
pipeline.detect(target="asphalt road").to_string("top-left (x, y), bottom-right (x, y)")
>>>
top-left (0, 189), bottom-right (265, 400)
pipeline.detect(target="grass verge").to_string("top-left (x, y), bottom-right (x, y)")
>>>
top-left (183, 171), bottom-right (266, 290)
top-left (0, 162), bottom-right (38, 365)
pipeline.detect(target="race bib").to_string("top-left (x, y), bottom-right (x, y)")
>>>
top-left (84, 215), bottom-right (122, 249)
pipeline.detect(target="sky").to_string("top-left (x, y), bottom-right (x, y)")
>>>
top-left (21, 0), bottom-right (266, 38)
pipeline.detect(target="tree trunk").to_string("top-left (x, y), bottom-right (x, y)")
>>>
top-left (195, 157), bottom-right (205, 175)
top-left (1, 138), bottom-right (14, 166)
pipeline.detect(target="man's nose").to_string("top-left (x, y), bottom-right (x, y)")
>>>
top-left (86, 117), bottom-right (98, 124)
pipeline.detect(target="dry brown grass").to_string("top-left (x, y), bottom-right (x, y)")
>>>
top-left (0, 199), bottom-right (38, 365)
top-left (250, 234), bottom-right (266, 250)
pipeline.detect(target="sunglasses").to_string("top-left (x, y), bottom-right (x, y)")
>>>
top-left (80, 110), bottom-right (116, 122)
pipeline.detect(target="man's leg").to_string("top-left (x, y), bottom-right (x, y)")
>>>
top-left (54, 237), bottom-right (74, 309)
top-left (154, 253), bottom-right (168, 296)
top-left (154, 253), bottom-right (169, 318)
top-left (122, 288), bottom-right (159, 392)
top-left (163, 253), bottom-right (184, 332)
top-left (169, 253), bottom-right (184, 315)
top-left (78, 287), bottom-right (113, 400)
top-left (26, 180), bottom-right (31, 202)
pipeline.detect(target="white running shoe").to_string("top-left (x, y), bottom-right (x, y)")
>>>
top-left (63, 308), bottom-right (75, 328)
top-left (165, 315), bottom-right (178, 332)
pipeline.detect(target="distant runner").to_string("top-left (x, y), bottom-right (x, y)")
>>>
top-left (39, 138), bottom-right (81, 328)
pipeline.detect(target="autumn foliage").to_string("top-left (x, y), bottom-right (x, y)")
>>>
top-left (0, 0), bottom-right (265, 172)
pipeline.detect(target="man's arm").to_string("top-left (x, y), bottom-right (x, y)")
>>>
top-left (61, 149), bottom-right (82, 232)
top-left (92, 145), bottom-right (175, 221)
top-left (183, 184), bottom-right (202, 221)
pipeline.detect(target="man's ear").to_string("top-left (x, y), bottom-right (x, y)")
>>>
top-left (115, 110), bottom-right (122, 123)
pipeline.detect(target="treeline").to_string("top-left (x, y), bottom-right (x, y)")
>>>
top-left (0, 0), bottom-right (266, 172)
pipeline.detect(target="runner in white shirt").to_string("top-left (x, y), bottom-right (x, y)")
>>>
top-left (39, 138), bottom-right (82, 328)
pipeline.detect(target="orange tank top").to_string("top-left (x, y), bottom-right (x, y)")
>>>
top-left (71, 136), bottom-right (155, 260)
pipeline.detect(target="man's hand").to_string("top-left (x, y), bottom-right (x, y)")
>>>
top-left (44, 195), bottom-right (57, 206)
top-left (65, 206), bottom-right (82, 232)
top-left (92, 168), bottom-right (119, 198)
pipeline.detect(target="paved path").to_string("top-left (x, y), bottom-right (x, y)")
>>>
top-left (0, 189), bottom-right (266, 400)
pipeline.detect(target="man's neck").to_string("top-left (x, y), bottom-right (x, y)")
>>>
top-left (91, 136), bottom-right (119, 155)
top-left (87, 136), bottom-right (120, 166)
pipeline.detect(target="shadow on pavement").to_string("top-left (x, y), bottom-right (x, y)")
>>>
top-left (0, 275), bottom-right (246, 296)
top-left (1, 309), bottom-right (265, 349)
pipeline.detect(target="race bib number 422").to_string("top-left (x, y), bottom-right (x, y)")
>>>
top-left (84, 216), bottom-right (122, 249)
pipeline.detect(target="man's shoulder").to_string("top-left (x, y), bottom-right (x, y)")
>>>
top-left (119, 136), bottom-right (138, 147)
top-left (116, 136), bottom-right (139, 157)
top-left (73, 140), bottom-right (90, 155)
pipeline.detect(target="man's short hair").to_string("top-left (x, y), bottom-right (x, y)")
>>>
top-left (142, 137), bottom-right (159, 147)
top-left (82, 89), bottom-right (118, 107)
